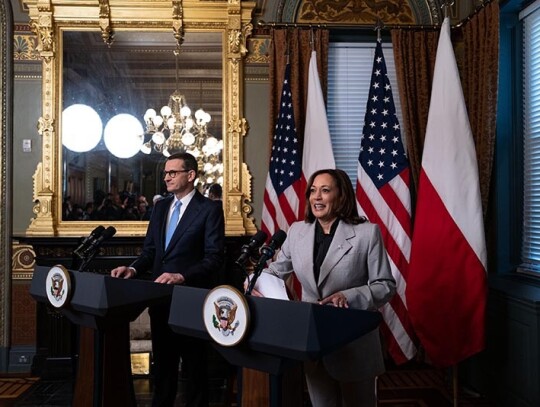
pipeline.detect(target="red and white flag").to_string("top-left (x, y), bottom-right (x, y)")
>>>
top-left (407, 17), bottom-right (487, 367)
top-left (356, 40), bottom-right (417, 364)
top-left (302, 50), bottom-right (336, 187)
top-left (261, 52), bottom-right (335, 238)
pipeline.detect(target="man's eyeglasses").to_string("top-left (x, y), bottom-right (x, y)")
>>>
top-left (163, 169), bottom-right (191, 178)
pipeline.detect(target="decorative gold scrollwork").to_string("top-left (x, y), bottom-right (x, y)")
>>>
top-left (99, 0), bottom-right (114, 47)
top-left (172, 0), bottom-right (185, 48)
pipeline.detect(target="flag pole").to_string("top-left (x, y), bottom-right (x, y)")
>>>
top-left (452, 364), bottom-right (459, 407)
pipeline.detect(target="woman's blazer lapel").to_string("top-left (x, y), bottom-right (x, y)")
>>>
top-left (317, 222), bottom-right (355, 287)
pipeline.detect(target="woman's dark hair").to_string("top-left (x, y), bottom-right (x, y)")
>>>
top-left (304, 168), bottom-right (366, 225)
top-left (167, 152), bottom-right (198, 174)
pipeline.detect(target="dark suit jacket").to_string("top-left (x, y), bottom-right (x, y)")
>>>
top-left (130, 190), bottom-right (225, 288)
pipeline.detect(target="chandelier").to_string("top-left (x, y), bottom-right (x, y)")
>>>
top-left (141, 49), bottom-right (224, 187)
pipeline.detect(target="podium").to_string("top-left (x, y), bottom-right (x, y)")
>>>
top-left (30, 266), bottom-right (174, 407)
top-left (168, 286), bottom-right (382, 406)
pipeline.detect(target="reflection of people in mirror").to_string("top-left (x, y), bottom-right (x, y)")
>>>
top-left (111, 152), bottom-right (225, 407)
top-left (207, 183), bottom-right (222, 201)
top-left (251, 169), bottom-right (396, 407)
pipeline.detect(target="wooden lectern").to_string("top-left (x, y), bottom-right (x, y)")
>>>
top-left (168, 285), bottom-right (382, 407)
top-left (30, 266), bottom-right (173, 407)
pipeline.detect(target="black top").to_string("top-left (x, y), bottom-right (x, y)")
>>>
top-left (313, 219), bottom-right (340, 284)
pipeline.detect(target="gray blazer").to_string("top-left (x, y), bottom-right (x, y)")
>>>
top-left (265, 220), bottom-right (396, 381)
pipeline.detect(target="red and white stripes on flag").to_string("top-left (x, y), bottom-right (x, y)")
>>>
top-left (261, 63), bottom-right (303, 238)
top-left (407, 17), bottom-right (487, 367)
top-left (261, 52), bottom-right (335, 238)
top-left (356, 40), bottom-right (417, 364)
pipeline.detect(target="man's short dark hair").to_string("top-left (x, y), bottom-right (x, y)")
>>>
top-left (167, 152), bottom-right (198, 173)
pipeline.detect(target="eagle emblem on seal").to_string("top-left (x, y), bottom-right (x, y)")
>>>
top-left (49, 272), bottom-right (65, 302)
top-left (212, 296), bottom-right (240, 336)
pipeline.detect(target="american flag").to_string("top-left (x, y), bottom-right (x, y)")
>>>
top-left (356, 40), bottom-right (418, 364)
top-left (261, 63), bottom-right (304, 237)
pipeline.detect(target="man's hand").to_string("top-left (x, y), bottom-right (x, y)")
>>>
top-left (111, 266), bottom-right (136, 279)
top-left (154, 272), bottom-right (185, 285)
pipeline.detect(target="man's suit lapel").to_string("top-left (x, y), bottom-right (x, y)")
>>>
top-left (317, 222), bottom-right (354, 287)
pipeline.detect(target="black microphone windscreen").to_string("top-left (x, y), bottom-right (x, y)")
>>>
top-left (101, 226), bottom-right (117, 240)
top-left (251, 230), bottom-right (268, 246)
top-left (269, 230), bottom-right (287, 249)
top-left (90, 225), bottom-right (106, 237)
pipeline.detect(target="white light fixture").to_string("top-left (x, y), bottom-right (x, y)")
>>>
top-left (141, 49), bottom-right (223, 189)
top-left (104, 113), bottom-right (144, 159)
top-left (62, 104), bottom-right (103, 152)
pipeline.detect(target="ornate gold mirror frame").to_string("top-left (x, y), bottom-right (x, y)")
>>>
top-left (23, 0), bottom-right (256, 237)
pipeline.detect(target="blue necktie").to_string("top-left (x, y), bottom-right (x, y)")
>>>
top-left (165, 201), bottom-right (181, 249)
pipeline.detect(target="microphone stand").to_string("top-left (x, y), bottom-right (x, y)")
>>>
top-left (244, 261), bottom-right (264, 296)
top-left (77, 248), bottom-right (99, 272)
top-left (71, 237), bottom-right (85, 271)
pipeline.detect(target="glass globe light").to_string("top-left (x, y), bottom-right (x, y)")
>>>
top-left (180, 105), bottom-right (191, 117)
top-left (195, 108), bottom-right (205, 121)
top-left (205, 137), bottom-right (218, 148)
top-left (103, 113), bottom-right (144, 159)
top-left (181, 132), bottom-right (195, 146)
top-left (144, 108), bottom-right (157, 122)
top-left (140, 141), bottom-right (152, 154)
top-left (153, 115), bottom-right (164, 127)
top-left (160, 105), bottom-right (172, 117)
top-left (62, 104), bottom-right (102, 153)
top-left (185, 118), bottom-right (194, 130)
top-left (167, 117), bottom-right (176, 128)
top-left (217, 176), bottom-right (223, 184)
top-left (203, 112), bottom-right (212, 124)
top-left (152, 131), bottom-right (166, 145)
top-left (203, 162), bottom-right (213, 172)
top-left (162, 148), bottom-right (171, 158)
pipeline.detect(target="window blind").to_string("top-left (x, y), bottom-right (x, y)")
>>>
top-left (521, 2), bottom-right (540, 273)
top-left (327, 42), bottom-right (404, 187)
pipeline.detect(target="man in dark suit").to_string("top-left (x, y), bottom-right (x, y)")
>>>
top-left (111, 152), bottom-right (225, 407)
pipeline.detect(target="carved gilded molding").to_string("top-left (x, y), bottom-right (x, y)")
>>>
top-left (246, 37), bottom-right (270, 64)
top-left (12, 243), bottom-right (36, 281)
top-left (22, 0), bottom-right (257, 237)
top-left (98, 0), bottom-right (114, 46)
top-left (297, 0), bottom-right (415, 24)
top-left (172, 0), bottom-right (185, 48)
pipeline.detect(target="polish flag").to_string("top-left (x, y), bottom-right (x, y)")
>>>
top-left (406, 17), bottom-right (488, 367)
top-left (301, 49), bottom-right (336, 196)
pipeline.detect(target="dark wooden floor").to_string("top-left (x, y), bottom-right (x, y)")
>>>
top-left (4, 363), bottom-right (495, 407)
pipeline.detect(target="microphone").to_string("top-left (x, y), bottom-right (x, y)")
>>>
top-left (246, 230), bottom-right (287, 295)
top-left (254, 230), bottom-right (287, 271)
top-left (235, 230), bottom-right (268, 267)
top-left (74, 225), bottom-right (105, 258)
top-left (79, 226), bottom-right (117, 258)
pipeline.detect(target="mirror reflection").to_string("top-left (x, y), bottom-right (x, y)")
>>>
top-left (61, 30), bottom-right (223, 221)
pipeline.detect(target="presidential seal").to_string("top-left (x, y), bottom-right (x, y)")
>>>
top-left (45, 265), bottom-right (72, 308)
top-left (203, 285), bottom-right (249, 346)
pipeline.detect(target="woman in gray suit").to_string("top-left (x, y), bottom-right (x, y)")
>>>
top-left (254, 168), bottom-right (396, 407)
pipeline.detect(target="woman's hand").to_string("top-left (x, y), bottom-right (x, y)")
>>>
top-left (319, 292), bottom-right (349, 308)
top-left (243, 278), bottom-right (264, 297)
